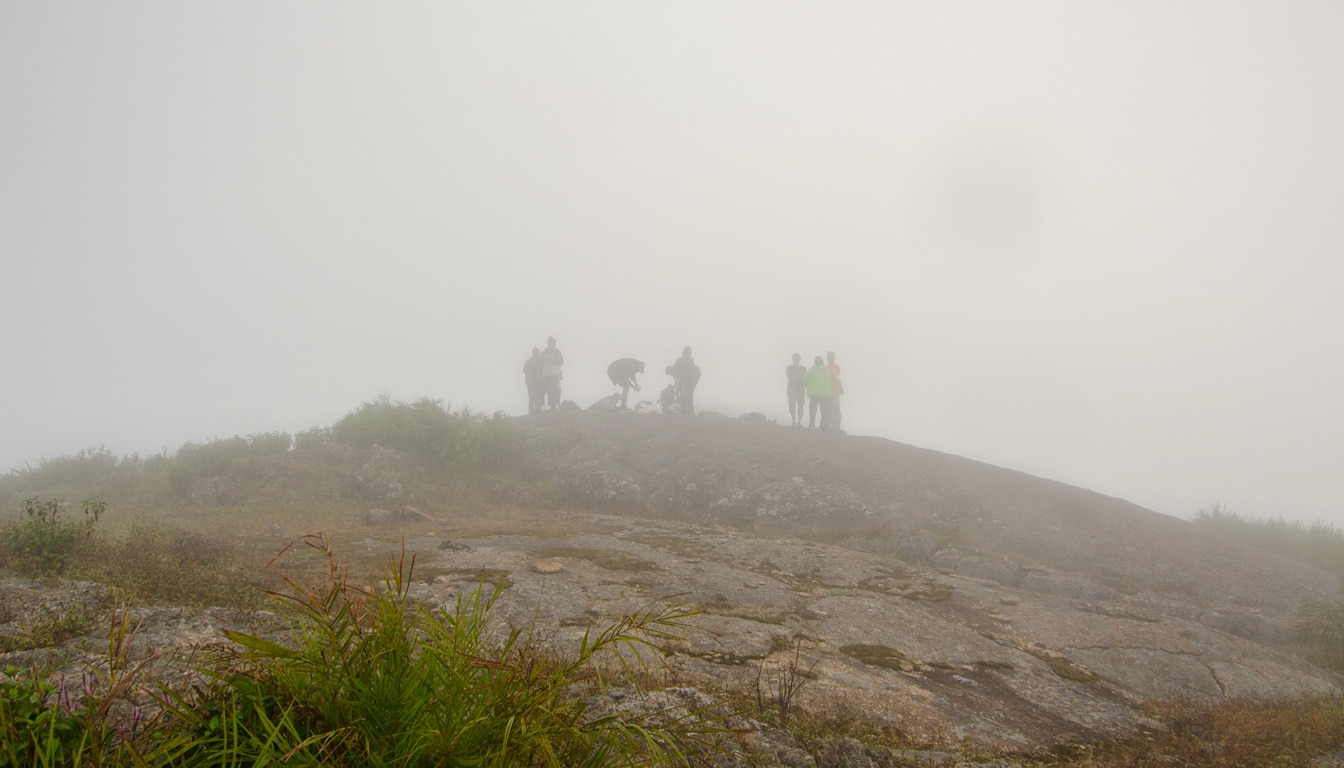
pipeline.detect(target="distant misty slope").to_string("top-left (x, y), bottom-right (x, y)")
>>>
top-left (502, 413), bottom-right (1338, 632)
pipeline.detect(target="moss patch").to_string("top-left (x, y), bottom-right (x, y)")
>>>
top-left (528, 546), bottom-right (657, 572)
top-left (841, 644), bottom-right (913, 672)
top-left (443, 567), bottom-right (514, 588)
top-left (619, 532), bottom-right (717, 559)
top-left (1024, 647), bottom-right (1100, 683)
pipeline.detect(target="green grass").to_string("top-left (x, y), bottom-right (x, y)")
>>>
top-left (1, 537), bottom-right (722, 767)
top-left (75, 521), bottom-right (277, 611)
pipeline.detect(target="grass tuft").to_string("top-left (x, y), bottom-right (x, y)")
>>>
top-left (1, 535), bottom-right (723, 766)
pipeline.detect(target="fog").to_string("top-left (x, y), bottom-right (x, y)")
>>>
top-left (3, 3), bottom-right (1341, 524)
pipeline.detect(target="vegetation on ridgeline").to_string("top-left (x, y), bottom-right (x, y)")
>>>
top-left (1191, 504), bottom-right (1344, 673)
top-left (330, 394), bottom-right (513, 467)
top-left (0, 396), bottom-right (516, 513)
top-left (1192, 503), bottom-right (1344, 578)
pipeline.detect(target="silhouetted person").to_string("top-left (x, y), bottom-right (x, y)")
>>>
top-left (523, 347), bottom-right (544, 415)
top-left (606, 358), bottom-right (644, 410)
top-left (540, 336), bottom-right (564, 411)
top-left (659, 384), bottom-right (677, 414)
top-left (827, 351), bottom-right (843, 430)
top-left (785, 353), bottom-right (806, 427)
top-left (666, 346), bottom-right (699, 415)
top-left (805, 355), bottom-right (833, 430)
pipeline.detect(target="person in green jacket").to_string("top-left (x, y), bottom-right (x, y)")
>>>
top-left (804, 356), bottom-right (833, 430)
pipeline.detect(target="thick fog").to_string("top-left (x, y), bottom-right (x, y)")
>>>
top-left (3, 3), bottom-right (1341, 524)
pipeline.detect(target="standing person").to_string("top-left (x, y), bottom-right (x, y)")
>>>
top-left (827, 351), bottom-right (843, 431)
top-left (667, 346), bottom-right (700, 415)
top-left (805, 355), bottom-right (833, 430)
top-left (539, 336), bottom-right (564, 412)
top-left (523, 347), bottom-right (544, 415)
top-left (785, 353), bottom-right (807, 427)
top-left (606, 358), bottom-right (644, 410)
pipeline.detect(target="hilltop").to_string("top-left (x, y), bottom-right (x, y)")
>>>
top-left (3, 408), bottom-right (1342, 760)
top-left (487, 414), bottom-right (1342, 741)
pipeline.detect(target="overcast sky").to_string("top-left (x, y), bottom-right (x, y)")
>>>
top-left (3, 3), bottom-right (1341, 524)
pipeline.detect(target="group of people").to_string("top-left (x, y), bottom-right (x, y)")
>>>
top-left (607, 346), bottom-right (700, 415)
top-left (524, 340), bottom-right (842, 429)
top-left (523, 340), bottom-right (701, 416)
top-left (786, 352), bottom-right (842, 430)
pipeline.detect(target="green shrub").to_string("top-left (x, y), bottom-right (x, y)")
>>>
top-left (173, 433), bottom-right (293, 470)
top-left (167, 433), bottom-right (294, 498)
top-left (164, 535), bottom-right (714, 767)
top-left (1, 447), bottom-right (120, 491)
top-left (0, 666), bottom-right (87, 767)
top-left (331, 396), bottom-right (514, 468)
top-left (0, 499), bottom-right (102, 577)
top-left (294, 425), bottom-right (332, 450)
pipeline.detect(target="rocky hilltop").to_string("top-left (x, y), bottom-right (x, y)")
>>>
top-left (473, 412), bottom-right (1342, 745)
top-left (5, 410), bottom-right (1342, 759)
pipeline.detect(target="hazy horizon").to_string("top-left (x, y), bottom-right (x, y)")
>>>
top-left (3, 3), bottom-right (1341, 525)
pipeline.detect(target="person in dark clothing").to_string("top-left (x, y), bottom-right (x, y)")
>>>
top-left (666, 346), bottom-right (700, 415)
top-left (606, 358), bottom-right (644, 410)
top-left (539, 336), bottom-right (564, 411)
top-left (785, 353), bottom-right (806, 427)
top-left (523, 347), bottom-right (544, 415)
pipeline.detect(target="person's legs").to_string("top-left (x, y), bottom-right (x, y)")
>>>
top-left (545, 377), bottom-right (561, 410)
top-left (831, 396), bottom-right (841, 430)
top-left (808, 396), bottom-right (819, 428)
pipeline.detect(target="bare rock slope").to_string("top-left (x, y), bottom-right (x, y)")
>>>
top-left (468, 412), bottom-right (1341, 746)
top-left (7, 411), bottom-right (1341, 757)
